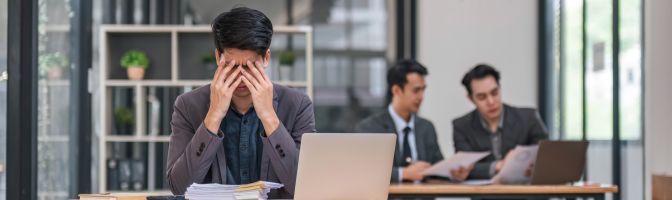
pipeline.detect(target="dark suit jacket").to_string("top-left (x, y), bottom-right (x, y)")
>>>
top-left (354, 110), bottom-right (444, 182)
top-left (166, 84), bottom-right (316, 198)
top-left (452, 104), bottom-right (548, 179)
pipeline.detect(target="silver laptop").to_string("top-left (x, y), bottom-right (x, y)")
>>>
top-left (294, 133), bottom-right (397, 200)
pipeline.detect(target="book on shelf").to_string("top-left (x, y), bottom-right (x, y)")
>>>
top-left (118, 159), bottom-right (132, 191)
top-left (107, 159), bottom-right (120, 191)
top-left (131, 159), bottom-right (146, 191)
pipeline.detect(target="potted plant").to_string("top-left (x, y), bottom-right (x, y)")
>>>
top-left (278, 50), bottom-right (295, 81)
top-left (201, 53), bottom-right (217, 77)
top-left (121, 50), bottom-right (149, 80)
top-left (114, 106), bottom-right (134, 135)
top-left (39, 52), bottom-right (68, 80)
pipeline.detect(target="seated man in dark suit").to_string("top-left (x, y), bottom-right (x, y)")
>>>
top-left (453, 64), bottom-right (549, 180)
top-left (166, 7), bottom-right (316, 198)
top-left (355, 60), bottom-right (472, 182)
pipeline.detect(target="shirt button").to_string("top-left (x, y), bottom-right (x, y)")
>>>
top-left (243, 119), bottom-right (247, 124)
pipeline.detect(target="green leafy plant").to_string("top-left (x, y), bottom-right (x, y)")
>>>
top-left (278, 50), bottom-right (296, 66)
top-left (201, 53), bottom-right (217, 64)
top-left (120, 50), bottom-right (149, 69)
top-left (114, 107), bottom-right (134, 126)
top-left (39, 52), bottom-right (68, 70)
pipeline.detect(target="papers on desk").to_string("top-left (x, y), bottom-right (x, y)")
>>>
top-left (421, 145), bottom-right (540, 185)
top-left (79, 193), bottom-right (169, 200)
top-left (422, 151), bottom-right (490, 179)
top-left (184, 181), bottom-right (283, 200)
top-left (492, 145), bottom-right (539, 184)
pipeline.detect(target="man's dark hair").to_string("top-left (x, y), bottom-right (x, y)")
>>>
top-left (211, 7), bottom-right (273, 56)
top-left (461, 64), bottom-right (501, 95)
top-left (386, 59), bottom-right (428, 102)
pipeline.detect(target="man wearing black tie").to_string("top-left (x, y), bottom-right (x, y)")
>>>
top-left (355, 60), bottom-right (472, 182)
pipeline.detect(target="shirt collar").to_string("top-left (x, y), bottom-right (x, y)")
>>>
top-left (388, 104), bottom-right (415, 133)
top-left (480, 107), bottom-right (505, 132)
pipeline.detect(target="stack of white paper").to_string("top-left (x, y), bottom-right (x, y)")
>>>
top-left (422, 151), bottom-right (491, 179)
top-left (491, 145), bottom-right (539, 184)
top-left (184, 181), bottom-right (283, 200)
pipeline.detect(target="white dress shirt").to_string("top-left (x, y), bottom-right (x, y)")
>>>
top-left (388, 104), bottom-right (418, 182)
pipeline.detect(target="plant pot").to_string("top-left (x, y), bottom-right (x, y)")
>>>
top-left (127, 67), bottom-right (145, 80)
top-left (115, 123), bottom-right (132, 135)
top-left (47, 67), bottom-right (64, 80)
top-left (279, 65), bottom-right (293, 81)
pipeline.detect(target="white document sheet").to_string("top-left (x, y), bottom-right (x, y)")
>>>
top-left (491, 145), bottom-right (539, 184)
top-left (422, 151), bottom-right (490, 179)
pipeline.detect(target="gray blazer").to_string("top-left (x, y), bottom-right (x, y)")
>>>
top-left (452, 104), bottom-right (548, 179)
top-left (166, 84), bottom-right (316, 198)
top-left (354, 110), bottom-right (444, 182)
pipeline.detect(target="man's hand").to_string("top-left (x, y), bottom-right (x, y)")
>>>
top-left (495, 150), bottom-right (516, 173)
top-left (240, 60), bottom-right (279, 136)
top-left (495, 160), bottom-right (504, 173)
top-left (524, 163), bottom-right (534, 177)
top-left (204, 60), bottom-right (243, 133)
top-left (402, 161), bottom-right (431, 181)
top-left (449, 164), bottom-right (474, 182)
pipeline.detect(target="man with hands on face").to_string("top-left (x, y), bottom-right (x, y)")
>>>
top-left (166, 7), bottom-right (316, 199)
top-left (452, 64), bottom-right (548, 180)
top-left (354, 60), bottom-right (473, 183)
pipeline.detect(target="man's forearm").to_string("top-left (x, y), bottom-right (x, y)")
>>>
top-left (204, 111), bottom-right (225, 134)
top-left (260, 112), bottom-right (280, 136)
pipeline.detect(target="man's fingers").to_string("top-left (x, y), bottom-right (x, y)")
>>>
top-left (246, 60), bottom-right (266, 84)
top-left (241, 67), bottom-right (261, 89)
top-left (254, 60), bottom-right (271, 83)
top-left (240, 76), bottom-right (257, 94)
top-left (228, 76), bottom-right (243, 90)
top-left (212, 65), bottom-right (223, 84)
top-left (224, 67), bottom-right (242, 87)
top-left (217, 60), bottom-right (236, 85)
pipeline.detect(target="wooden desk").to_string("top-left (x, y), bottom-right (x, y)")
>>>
top-left (389, 184), bottom-right (618, 200)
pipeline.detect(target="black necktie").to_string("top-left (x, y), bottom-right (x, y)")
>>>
top-left (401, 126), bottom-right (412, 167)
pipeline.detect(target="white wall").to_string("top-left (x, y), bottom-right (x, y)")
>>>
top-left (645, 0), bottom-right (672, 199)
top-left (417, 0), bottom-right (538, 155)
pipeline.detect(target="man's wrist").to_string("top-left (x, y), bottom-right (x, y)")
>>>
top-left (260, 113), bottom-right (280, 136)
top-left (204, 111), bottom-right (224, 133)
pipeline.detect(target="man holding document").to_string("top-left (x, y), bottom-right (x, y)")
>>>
top-left (452, 64), bottom-right (549, 180)
top-left (355, 60), bottom-right (473, 182)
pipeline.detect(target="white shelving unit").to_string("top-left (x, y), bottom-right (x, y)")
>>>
top-left (98, 25), bottom-right (313, 193)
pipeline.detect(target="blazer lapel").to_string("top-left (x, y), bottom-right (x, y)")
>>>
top-left (414, 119), bottom-right (427, 161)
top-left (470, 111), bottom-right (493, 150)
top-left (380, 111), bottom-right (403, 166)
top-left (260, 85), bottom-right (280, 181)
top-left (272, 84), bottom-right (279, 112)
top-left (216, 143), bottom-right (227, 183)
top-left (501, 105), bottom-right (519, 150)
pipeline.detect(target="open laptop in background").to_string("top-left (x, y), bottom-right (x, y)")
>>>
top-left (530, 140), bottom-right (589, 185)
top-left (293, 133), bottom-right (396, 200)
